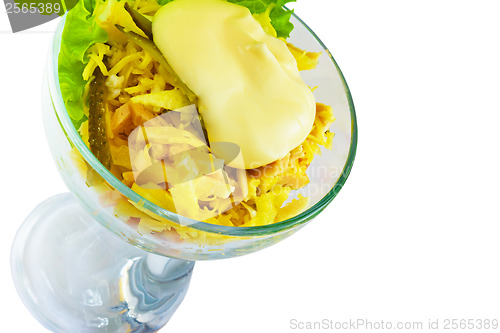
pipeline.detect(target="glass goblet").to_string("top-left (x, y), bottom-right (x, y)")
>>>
top-left (11, 12), bottom-right (357, 333)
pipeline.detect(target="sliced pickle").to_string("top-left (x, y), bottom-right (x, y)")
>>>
top-left (124, 2), bottom-right (153, 40)
top-left (88, 65), bottom-right (112, 174)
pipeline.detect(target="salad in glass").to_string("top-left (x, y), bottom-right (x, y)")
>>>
top-left (58, 0), bottom-right (340, 248)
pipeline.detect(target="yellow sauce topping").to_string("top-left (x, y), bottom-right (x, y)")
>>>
top-left (152, 0), bottom-right (316, 169)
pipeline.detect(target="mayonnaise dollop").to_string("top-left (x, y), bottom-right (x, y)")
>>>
top-left (152, 0), bottom-right (316, 169)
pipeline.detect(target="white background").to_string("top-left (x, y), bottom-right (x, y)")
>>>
top-left (1, 0), bottom-right (500, 332)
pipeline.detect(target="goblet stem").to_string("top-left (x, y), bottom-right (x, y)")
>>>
top-left (11, 193), bottom-right (195, 333)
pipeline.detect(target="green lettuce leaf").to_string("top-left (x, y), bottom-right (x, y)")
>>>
top-left (58, 0), bottom-right (107, 128)
top-left (157, 0), bottom-right (296, 37)
top-left (228, 0), bottom-right (295, 37)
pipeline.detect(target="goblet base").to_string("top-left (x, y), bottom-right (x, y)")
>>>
top-left (11, 193), bottom-right (195, 333)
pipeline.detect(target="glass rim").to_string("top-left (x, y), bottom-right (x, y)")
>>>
top-left (49, 10), bottom-right (358, 237)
